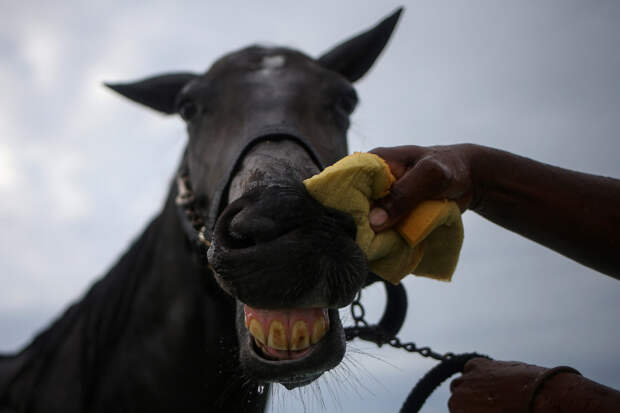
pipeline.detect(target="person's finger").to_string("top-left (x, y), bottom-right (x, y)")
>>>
top-left (455, 192), bottom-right (472, 212)
top-left (463, 357), bottom-right (487, 373)
top-left (369, 145), bottom-right (425, 178)
top-left (370, 157), bottom-right (449, 231)
top-left (369, 207), bottom-right (389, 228)
top-left (447, 393), bottom-right (464, 413)
top-left (450, 377), bottom-right (464, 393)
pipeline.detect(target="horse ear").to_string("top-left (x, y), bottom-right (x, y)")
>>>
top-left (318, 8), bottom-right (403, 82)
top-left (105, 72), bottom-right (198, 114)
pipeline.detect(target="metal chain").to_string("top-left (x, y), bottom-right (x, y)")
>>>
top-left (345, 291), bottom-right (455, 362)
top-left (176, 170), bottom-right (211, 247)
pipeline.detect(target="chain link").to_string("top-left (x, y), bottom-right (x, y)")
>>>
top-left (344, 291), bottom-right (455, 362)
top-left (176, 170), bottom-right (211, 248)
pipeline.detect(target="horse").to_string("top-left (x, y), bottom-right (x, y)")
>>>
top-left (0, 8), bottom-right (402, 413)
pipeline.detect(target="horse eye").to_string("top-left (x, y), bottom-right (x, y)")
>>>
top-left (336, 94), bottom-right (357, 115)
top-left (178, 101), bottom-right (198, 121)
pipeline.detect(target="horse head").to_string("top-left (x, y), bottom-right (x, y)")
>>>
top-left (106, 9), bottom-right (402, 390)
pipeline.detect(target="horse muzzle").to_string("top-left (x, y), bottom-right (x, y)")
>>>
top-left (206, 138), bottom-right (367, 387)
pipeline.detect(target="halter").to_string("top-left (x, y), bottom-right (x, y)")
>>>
top-left (174, 127), bottom-right (330, 256)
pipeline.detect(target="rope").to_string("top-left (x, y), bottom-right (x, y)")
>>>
top-left (400, 353), bottom-right (490, 413)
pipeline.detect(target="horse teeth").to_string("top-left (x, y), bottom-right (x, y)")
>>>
top-left (244, 306), bottom-right (330, 352)
top-left (290, 321), bottom-right (310, 350)
top-left (249, 319), bottom-right (266, 345)
top-left (268, 320), bottom-right (288, 350)
top-left (312, 316), bottom-right (327, 344)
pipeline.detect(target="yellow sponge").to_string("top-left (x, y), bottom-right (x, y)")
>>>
top-left (303, 152), bottom-right (463, 284)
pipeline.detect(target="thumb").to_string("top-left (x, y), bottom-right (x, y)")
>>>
top-left (369, 184), bottom-right (415, 232)
top-left (369, 207), bottom-right (390, 230)
top-left (370, 158), bottom-right (447, 232)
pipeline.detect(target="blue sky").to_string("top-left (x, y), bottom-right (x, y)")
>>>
top-left (1, 1), bottom-right (619, 412)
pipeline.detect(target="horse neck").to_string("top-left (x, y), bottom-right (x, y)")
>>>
top-left (1, 182), bottom-right (259, 412)
top-left (96, 183), bottom-right (268, 411)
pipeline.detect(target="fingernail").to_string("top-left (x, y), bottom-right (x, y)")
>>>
top-left (369, 208), bottom-right (388, 227)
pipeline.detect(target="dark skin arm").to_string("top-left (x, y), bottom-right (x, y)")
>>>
top-left (368, 144), bottom-right (620, 411)
top-left (449, 358), bottom-right (620, 413)
top-left (369, 144), bottom-right (620, 279)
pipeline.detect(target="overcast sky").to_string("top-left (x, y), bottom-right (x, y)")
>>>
top-left (1, 1), bottom-right (619, 412)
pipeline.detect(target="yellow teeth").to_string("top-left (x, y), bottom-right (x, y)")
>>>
top-left (312, 317), bottom-right (327, 344)
top-left (268, 320), bottom-right (288, 350)
top-left (290, 321), bottom-right (310, 350)
top-left (248, 319), bottom-right (265, 345)
top-left (246, 310), bottom-right (330, 352)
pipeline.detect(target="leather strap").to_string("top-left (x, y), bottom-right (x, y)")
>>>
top-left (175, 129), bottom-right (329, 255)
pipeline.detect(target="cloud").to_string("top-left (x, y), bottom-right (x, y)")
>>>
top-left (18, 24), bottom-right (64, 90)
top-left (0, 144), bottom-right (18, 191)
top-left (1, 1), bottom-right (619, 412)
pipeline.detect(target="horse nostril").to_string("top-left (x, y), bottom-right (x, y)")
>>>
top-left (229, 209), bottom-right (279, 246)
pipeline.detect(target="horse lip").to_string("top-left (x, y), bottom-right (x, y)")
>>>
top-left (279, 376), bottom-right (321, 390)
top-left (236, 303), bottom-right (346, 388)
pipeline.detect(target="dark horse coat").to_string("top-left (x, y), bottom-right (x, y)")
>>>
top-left (0, 9), bottom-right (402, 413)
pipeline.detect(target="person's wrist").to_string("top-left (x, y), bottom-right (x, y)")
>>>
top-left (528, 366), bottom-right (582, 413)
top-left (458, 143), bottom-right (485, 212)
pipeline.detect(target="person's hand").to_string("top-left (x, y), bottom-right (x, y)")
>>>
top-left (369, 144), bottom-right (477, 231)
top-left (448, 358), bottom-right (547, 413)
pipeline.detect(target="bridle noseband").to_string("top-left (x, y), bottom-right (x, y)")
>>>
top-left (174, 130), bottom-right (328, 253)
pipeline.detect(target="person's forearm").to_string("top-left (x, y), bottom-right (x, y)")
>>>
top-left (470, 145), bottom-right (620, 279)
top-left (533, 371), bottom-right (620, 412)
